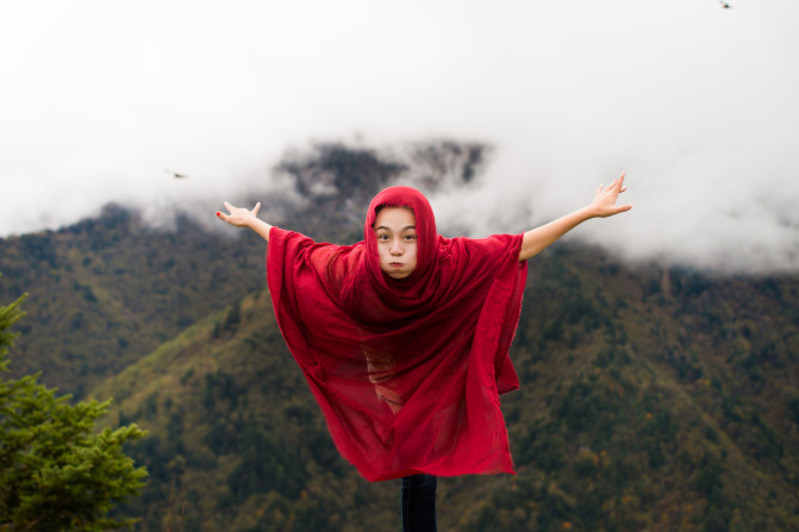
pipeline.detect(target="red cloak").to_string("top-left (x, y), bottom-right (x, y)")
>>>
top-left (266, 186), bottom-right (527, 481)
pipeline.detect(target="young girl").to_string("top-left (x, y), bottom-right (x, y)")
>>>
top-left (217, 175), bottom-right (631, 531)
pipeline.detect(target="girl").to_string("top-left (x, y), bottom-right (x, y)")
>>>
top-left (217, 174), bottom-right (631, 531)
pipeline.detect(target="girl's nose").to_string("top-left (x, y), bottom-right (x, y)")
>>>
top-left (391, 239), bottom-right (403, 254)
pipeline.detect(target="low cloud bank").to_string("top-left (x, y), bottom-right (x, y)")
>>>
top-left (2, 1), bottom-right (798, 274)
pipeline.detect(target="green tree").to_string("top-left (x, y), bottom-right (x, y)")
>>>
top-left (1, 291), bottom-right (148, 531)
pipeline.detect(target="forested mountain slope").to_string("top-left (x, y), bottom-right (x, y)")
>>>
top-left (3, 141), bottom-right (799, 530)
top-left (0, 206), bottom-right (267, 397)
top-left (90, 244), bottom-right (799, 531)
top-left (0, 140), bottom-right (486, 398)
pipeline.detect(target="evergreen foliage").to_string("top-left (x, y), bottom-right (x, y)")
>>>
top-left (0, 291), bottom-right (148, 531)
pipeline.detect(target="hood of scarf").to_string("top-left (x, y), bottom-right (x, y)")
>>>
top-left (342, 186), bottom-right (448, 325)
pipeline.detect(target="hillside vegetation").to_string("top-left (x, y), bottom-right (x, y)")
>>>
top-left (87, 242), bottom-right (799, 531)
top-left (2, 141), bottom-right (799, 530)
top-left (0, 207), bottom-right (267, 397)
top-left (0, 140), bottom-right (486, 397)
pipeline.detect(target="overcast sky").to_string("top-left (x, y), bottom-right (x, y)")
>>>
top-left (1, 0), bottom-right (797, 273)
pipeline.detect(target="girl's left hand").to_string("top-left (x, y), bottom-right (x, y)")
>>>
top-left (589, 173), bottom-right (632, 218)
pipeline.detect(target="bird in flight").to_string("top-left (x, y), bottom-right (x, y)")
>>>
top-left (165, 168), bottom-right (188, 179)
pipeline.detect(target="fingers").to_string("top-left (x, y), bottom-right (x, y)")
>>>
top-left (216, 200), bottom-right (263, 224)
top-left (217, 201), bottom-right (236, 222)
top-left (598, 174), bottom-right (626, 195)
top-left (608, 173), bottom-right (627, 195)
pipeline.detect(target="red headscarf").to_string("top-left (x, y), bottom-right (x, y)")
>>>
top-left (267, 186), bottom-right (527, 481)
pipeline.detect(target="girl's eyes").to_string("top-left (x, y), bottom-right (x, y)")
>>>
top-left (376, 233), bottom-right (416, 241)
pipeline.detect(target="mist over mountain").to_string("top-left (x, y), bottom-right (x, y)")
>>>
top-left (4, 0), bottom-right (799, 526)
top-left (4, 1), bottom-right (799, 274)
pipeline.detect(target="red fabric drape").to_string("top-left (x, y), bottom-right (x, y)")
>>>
top-left (267, 186), bottom-right (528, 481)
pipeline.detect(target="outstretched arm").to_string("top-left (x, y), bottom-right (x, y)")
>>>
top-left (518, 173), bottom-right (632, 262)
top-left (216, 201), bottom-right (272, 242)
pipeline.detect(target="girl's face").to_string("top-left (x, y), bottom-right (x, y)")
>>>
top-left (373, 207), bottom-right (418, 279)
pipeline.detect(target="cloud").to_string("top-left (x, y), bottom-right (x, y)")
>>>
top-left (1, 0), bottom-right (797, 273)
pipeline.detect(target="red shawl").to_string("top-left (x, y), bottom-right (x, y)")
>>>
top-left (267, 186), bottom-right (527, 481)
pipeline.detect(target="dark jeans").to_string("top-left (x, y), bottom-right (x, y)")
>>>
top-left (401, 474), bottom-right (437, 532)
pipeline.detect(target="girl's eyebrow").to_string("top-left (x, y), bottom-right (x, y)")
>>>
top-left (375, 225), bottom-right (416, 231)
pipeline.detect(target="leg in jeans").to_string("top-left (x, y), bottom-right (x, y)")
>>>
top-left (401, 473), bottom-right (437, 532)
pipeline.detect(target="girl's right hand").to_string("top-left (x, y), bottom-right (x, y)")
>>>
top-left (216, 201), bottom-right (261, 228)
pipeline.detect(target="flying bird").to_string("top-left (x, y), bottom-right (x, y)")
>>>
top-left (165, 168), bottom-right (188, 179)
top-left (718, 0), bottom-right (732, 8)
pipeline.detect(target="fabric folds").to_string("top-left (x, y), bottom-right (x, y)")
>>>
top-left (266, 186), bottom-right (528, 481)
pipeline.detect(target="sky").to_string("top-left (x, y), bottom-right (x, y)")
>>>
top-left (1, 0), bottom-right (797, 273)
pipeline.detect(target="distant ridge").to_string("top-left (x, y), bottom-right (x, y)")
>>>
top-left (2, 140), bottom-right (798, 529)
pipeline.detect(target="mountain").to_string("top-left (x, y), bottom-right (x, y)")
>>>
top-left (3, 140), bottom-right (799, 530)
top-left (0, 205), bottom-right (267, 397)
top-left (0, 140), bottom-right (487, 398)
